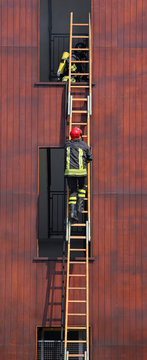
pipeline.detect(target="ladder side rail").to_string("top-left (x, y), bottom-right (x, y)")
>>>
top-left (61, 81), bottom-right (69, 360)
top-left (86, 241), bottom-right (89, 359)
top-left (64, 227), bottom-right (71, 355)
top-left (89, 13), bottom-right (92, 115)
top-left (87, 14), bottom-right (91, 223)
top-left (65, 16), bottom-right (73, 357)
top-left (87, 109), bottom-right (90, 220)
top-left (65, 12), bottom-right (92, 359)
top-left (69, 96), bottom-right (73, 136)
top-left (68, 13), bottom-right (73, 135)
top-left (86, 14), bottom-right (91, 360)
top-left (68, 12), bottom-right (73, 98)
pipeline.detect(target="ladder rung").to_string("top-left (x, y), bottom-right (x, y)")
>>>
top-left (70, 249), bottom-right (86, 251)
top-left (84, 197), bottom-right (88, 200)
top-left (82, 135), bottom-right (88, 138)
top-left (69, 287), bottom-right (86, 289)
top-left (73, 23), bottom-right (89, 26)
top-left (69, 274), bottom-right (86, 277)
top-left (68, 300), bottom-right (86, 303)
top-left (69, 261), bottom-right (86, 264)
top-left (71, 223), bottom-right (86, 226)
top-left (82, 211), bottom-right (88, 213)
top-left (71, 60), bottom-right (89, 63)
top-left (71, 73), bottom-right (89, 76)
top-left (67, 326), bottom-right (86, 329)
top-left (67, 341), bottom-right (86, 343)
top-left (72, 98), bottom-right (87, 101)
top-left (70, 236), bottom-right (86, 239)
top-left (68, 313), bottom-right (86, 316)
top-left (72, 35), bottom-right (89, 38)
top-left (71, 123), bottom-right (87, 125)
top-left (71, 86), bottom-right (89, 88)
top-left (72, 110), bottom-right (87, 113)
top-left (68, 355), bottom-right (85, 358)
top-left (72, 48), bottom-right (89, 51)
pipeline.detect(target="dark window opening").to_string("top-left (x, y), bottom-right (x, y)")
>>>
top-left (37, 328), bottom-right (90, 360)
top-left (38, 147), bottom-right (91, 258)
top-left (40, 0), bottom-right (91, 82)
top-left (38, 148), bottom-right (65, 257)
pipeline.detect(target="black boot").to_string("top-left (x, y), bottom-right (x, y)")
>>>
top-left (77, 197), bottom-right (84, 215)
top-left (69, 203), bottom-right (78, 222)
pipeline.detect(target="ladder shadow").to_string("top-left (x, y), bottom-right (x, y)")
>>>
top-left (42, 262), bottom-right (64, 326)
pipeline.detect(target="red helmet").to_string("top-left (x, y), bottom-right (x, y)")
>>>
top-left (70, 127), bottom-right (82, 140)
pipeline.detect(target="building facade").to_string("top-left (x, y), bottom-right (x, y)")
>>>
top-left (0, 0), bottom-right (147, 359)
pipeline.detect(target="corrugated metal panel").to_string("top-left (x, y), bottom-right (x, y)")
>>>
top-left (0, 1), bottom-right (64, 359)
top-left (92, 0), bottom-right (147, 359)
top-left (0, 0), bottom-right (147, 359)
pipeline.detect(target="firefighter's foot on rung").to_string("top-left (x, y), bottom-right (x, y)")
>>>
top-left (69, 204), bottom-right (78, 223)
top-left (70, 216), bottom-right (79, 223)
top-left (69, 214), bottom-right (79, 223)
top-left (77, 198), bottom-right (84, 215)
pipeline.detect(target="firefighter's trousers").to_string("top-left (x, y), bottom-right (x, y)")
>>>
top-left (67, 177), bottom-right (86, 206)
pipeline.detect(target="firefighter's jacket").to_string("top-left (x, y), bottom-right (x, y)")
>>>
top-left (64, 138), bottom-right (93, 177)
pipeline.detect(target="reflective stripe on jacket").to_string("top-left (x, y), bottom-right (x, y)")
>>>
top-left (64, 138), bottom-right (93, 177)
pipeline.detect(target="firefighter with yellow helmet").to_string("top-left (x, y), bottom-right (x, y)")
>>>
top-left (57, 43), bottom-right (87, 82)
top-left (57, 51), bottom-right (77, 82)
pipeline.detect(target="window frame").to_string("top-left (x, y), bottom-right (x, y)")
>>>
top-left (36, 326), bottom-right (92, 360)
top-left (38, 0), bottom-right (93, 83)
top-left (35, 145), bottom-right (94, 261)
top-left (37, 146), bottom-right (65, 258)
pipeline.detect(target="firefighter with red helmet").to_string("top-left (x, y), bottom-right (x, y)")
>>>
top-left (64, 127), bottom-right (93, 222)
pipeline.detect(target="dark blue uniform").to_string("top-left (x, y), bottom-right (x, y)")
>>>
top-left (64, 138), bottom-right (93, 219)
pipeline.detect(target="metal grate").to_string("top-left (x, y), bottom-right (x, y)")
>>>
top-left (37, 340), bottom-right (64, 360)
top-left (50, 33), bottom-right (69, 79)
top-left (49, 191), bottom-right (64, 235)
top-left (67, 342), bottom-right (86, 355)
top-left (37, 340), bottom-right (86, 360)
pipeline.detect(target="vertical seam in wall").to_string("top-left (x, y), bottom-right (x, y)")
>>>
top-left (4, 0), bottom-right (8, 345)
top-left (129, 0), bottom-right (131, 350)
top-left (0, 0), bottom-right (2, 341)
top-left (38, 0), bottom-right (40, 81)
top-left (97, 0), bottom-right (100, 349)
top-left (30, 0), bottom-right (33, 343)
top-left (17, 0), bottom-right (20, 352)
top-left (122, 0), bottom-right (126, 345)
top-left (12, 0), bottom-right (14, 345)
top-left (116, 0), bottom-right (118, 354)
top-left (141, 0), bottom-right (143, 355)
top-left (135, 0), bottom-right (137, 351)
top-left (23, 0), bottom-right (26, 354)
top-left (103, 0), bottom-right (105, 348)
top-left (5, 0), bottom-right (8, 344)
top-left (10, 2), bottom-right (14, 342)
top-left (110, 0), bottom-right (112, 346)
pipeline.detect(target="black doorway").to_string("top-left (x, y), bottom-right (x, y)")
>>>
top-left (38, 148), bottom-right (64, 257)
top-left (40, 0), bottom-right (91, 81)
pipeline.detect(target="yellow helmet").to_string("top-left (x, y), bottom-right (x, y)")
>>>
top-left (61, 52), bottom-right (69, 61)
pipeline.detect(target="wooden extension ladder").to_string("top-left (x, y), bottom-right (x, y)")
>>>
top-left (64, 12), bottom-right (92, 360)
